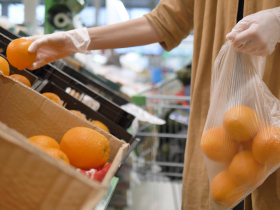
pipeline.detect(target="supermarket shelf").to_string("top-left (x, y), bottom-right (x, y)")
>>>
top-left (0, 27), bottom-right (135, 130)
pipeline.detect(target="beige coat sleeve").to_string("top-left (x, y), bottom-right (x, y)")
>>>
top-left (144, 0), bottom-right (194, 51)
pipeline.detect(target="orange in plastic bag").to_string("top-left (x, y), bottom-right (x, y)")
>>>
top-left (201, 41), bottom-right (280, 209)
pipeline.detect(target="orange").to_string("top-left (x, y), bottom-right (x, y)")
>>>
top-left (28, 135), bottom-right (60, 150)
top-left (229, 151), bottom-right (265, 188)
top-left (10, 74), bottom-right (31, 87)
top-left (252, 126), bottom-right (280, 167)
top-left (91, 120), bottom-right (110, 133)
top-left (0, 56), bottom-right (10, 76)
top-left (43, 148), bottom-right (70, 164)
top-left (69, 110), bottom-right (87, 120)
top-left (211, 171), bottom-right (245, 208)
top-left (42, 92), bottom-right (63, 106)
top-left (6, 39), bottom-right (37, 70)
top-left (201, 127), bottom-right (238, 162)
top-left (60, 127), bottom-right (110, 169)
top-left (223, 106), bottom-right (260, 142)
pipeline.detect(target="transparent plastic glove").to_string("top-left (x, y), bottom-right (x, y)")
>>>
top-left (226, 7), bottom-right (280, 56)
top-left (24, 28), bottom-right (90, 70)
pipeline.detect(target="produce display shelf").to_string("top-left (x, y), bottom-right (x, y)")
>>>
top-left (31, 64), bottom-right (134, 130)
top-left (0, 31), bottom-right (135, 130)
top-left (36, 80), bottom-right (133, 142)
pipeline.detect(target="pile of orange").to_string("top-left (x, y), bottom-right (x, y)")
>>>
top-left (39, 91), bottom-right (111, 134)
top-left (0, 56), bottom-right (32, 87)
top-left (28, 135), bottom-right (69, 164)
top-left (68, 109), bottom-right (110, 133)
top-left (28, 126), bottom-right (110, 170)
top-left (201, 105), bottom-right (280, 208)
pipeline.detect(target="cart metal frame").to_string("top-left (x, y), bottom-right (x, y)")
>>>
top-left (133, 77), bottom-right (191, 181)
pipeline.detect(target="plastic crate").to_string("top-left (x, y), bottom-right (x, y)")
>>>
top-left (0, 31), bottom-right (135, 130)
top-left (31, 64), bottom-right (134, 129)
top-left (53, 60), bottom-right (128, 105)
top-left (36, 80), bottom-right (133, 142)
top-left (0, 26), bottom-right (19, 39)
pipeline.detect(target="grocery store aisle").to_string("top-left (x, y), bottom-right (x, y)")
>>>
top-left (126, 181), bottom-right (182, 210)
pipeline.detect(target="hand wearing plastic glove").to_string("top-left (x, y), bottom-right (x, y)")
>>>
top-left (24, 28), bottom-right (90, 70)
top-left (226, 7), bottom-right (280, 56)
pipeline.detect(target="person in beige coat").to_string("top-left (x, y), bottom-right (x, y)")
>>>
top-left (25, 1), bottom-right (280, 209)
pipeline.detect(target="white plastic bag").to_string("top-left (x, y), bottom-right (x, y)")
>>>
top-left (201, 41), bottom-right (280, 209)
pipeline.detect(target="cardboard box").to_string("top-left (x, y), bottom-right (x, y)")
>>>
top-left (0, 74), bottom-right (129, 210)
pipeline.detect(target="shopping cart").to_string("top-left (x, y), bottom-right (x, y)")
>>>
top-left (132, 77), bottom-right (191, 182)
